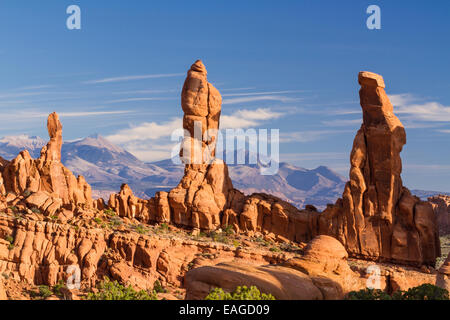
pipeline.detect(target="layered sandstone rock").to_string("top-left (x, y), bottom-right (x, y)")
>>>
top-left (318, 72), bottom-right (440, 266)
top-left (0, 112), bottom-right (93, 213)
top-left (185, 235), bottom-right (364, 300)
top-left (429, 195), bottom-right (450, 235)
top-left (0, 278), bottom-right (6, 300)
top-left (0, 213), bottom-right (291, 292)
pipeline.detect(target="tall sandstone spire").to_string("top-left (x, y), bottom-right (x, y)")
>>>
top-left (319, 71), bottom-right (440, 266)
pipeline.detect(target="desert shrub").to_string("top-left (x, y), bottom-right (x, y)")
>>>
top-left (205, 286), bottom-right (275, 300)
top-left (134, 224), bottom-right (148, 234)
top-left (346, 288), bottom-right (392, 300)
top-left (38, 285), bottom-right (53, 299)
top-left (109, 217), bottom-right (123, 228)
top-left (53, 280), bottom-right (67, 297)
top-left (5, 235), bottom-right (14, 244)
top-left (209, 231), bottom-right (231, 245)
top-left (5, 235), bottom-right (14, 250)
top-left (159, 223), bottom-right (169, 232)
top-left (93, 217), bottom-right (102, 224)
top-left (346, 284), bottom-right (449, 300)
top-left (31, 207), bottom-right (41, 214)
top-left (104, 208), bottom-right (116, 216)
top-left (398, 284), bottom-right (449, 300)
top-left (86, 277), bottom-right (157, 300)
top-left (153, 280), bottom-right (167, 293)
top-left (223, 225), bottom-right (235, 236)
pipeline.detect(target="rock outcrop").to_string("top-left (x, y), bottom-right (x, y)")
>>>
top-left (429, 195), bottom-right (450, 235)
top-left (185, 236), bottom-right (364, 300)
top-left (318, 72), bottom-right (440, 266)
top-left (0, 213), bottom-right (291, 292)
top-left (0, 112), bottom-right (93, 215)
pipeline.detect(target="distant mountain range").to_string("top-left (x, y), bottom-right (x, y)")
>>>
top-left (0, 134), bottom-right (446, 210)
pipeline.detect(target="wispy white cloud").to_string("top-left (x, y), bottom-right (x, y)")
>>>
top-left (280, 130), bottom-right (351, 143)
top-left (106, 118), bottom-right (182, 144)
top-left (112, 89), bottom-right (177, 95)
top-left (221, 108), bottom-right (283, 129)
top-left (105, 107), bottom-right (284, 161)
top-left (8, 85), bottom-right (55, 91)
top-left (222, 90), bottom-right (304, 97)
top-left (0, 91), bottom-right (52, 99)
top-left (105, 97), bottom-right (177, 104)
top-left (321, 118), bottom-right (362, 127)
top-left (281, 152), bottom-right (347, 161)
top-left (0, 110), bottom-right (132, 121)
top-left (390, 94), bottom-right (450, 122)
top-left (220, 87), bottom-right (256, 92)
top-left (223, 95), bottom-right (300, 105)
top-left (84, 73), bottom-right (184, 84)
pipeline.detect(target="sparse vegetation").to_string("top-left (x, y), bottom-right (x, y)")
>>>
top-left (86, 277), bottom-right (157, 300)
top-left (31, 207), bottom-right (41, 214)
top-left (134, 224), bottom-right (148, 235)
top-left (108, 216), bottom-right (123, 228)
top-left (5, 235), bottom-right (14, 250)
top-left (205, 286), bottom-right (276, 300)
top-left (93, 217), bottom-right (102, 224)
top-left (104, 208), bottom-right (116, 216)
top-left (53, 280), bottom-right (67, 297)
top-left (153, 280), bottom-right (167, 293)
top-left (346, 284), bottom-right (449, 300)
top-left (37, 285), bottom-right (53, 299)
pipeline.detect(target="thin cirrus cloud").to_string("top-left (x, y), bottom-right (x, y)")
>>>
top-left (105, 97), bottom-right (177, 104)
top-left (221, 108), bottom-right (283, 129)
top-left (2, 110), bottom-right (132, 121)
top-left (279, 130), bottom-right (352, 143)
top-left (321, 118), bottom-right (362, 127)
top-left (223, 95), bottom-right (300, 105)
top-left (221, 90), bottom-right (304, 97)
top-left (390, 93), bottom-right (450, 122)
top-left (83, 73), bottom-right (184, 84)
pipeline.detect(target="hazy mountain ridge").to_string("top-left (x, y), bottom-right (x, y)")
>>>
top-left (0, 134), bottom-right (445, 209)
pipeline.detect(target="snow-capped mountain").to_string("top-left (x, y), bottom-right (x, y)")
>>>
top-left (0, 134), bottom-right (348, 209)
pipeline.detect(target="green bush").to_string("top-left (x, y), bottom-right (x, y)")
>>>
top-left (86, 277), bottom-right (157, 300)
top-left (104, 208), bottom-right (116, 216)
top-left (38, 285), bottom-right (53, 299)
top-left (346, 284), bottom-right (449, 300)
top-left (205, 286), bottom-right (275, 300)
top-left (346, 288), bottom-right (393, 300)
top-left (153, 280), bottom-right (167, 293)
top-left (399, 284), bottom-right (449, 300)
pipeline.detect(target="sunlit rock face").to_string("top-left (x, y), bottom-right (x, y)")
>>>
top-left (318, 71), bottom-right (440, 266)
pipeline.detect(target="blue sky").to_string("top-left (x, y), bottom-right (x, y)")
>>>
top-left (0, 0), bottom-right (449, 191)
